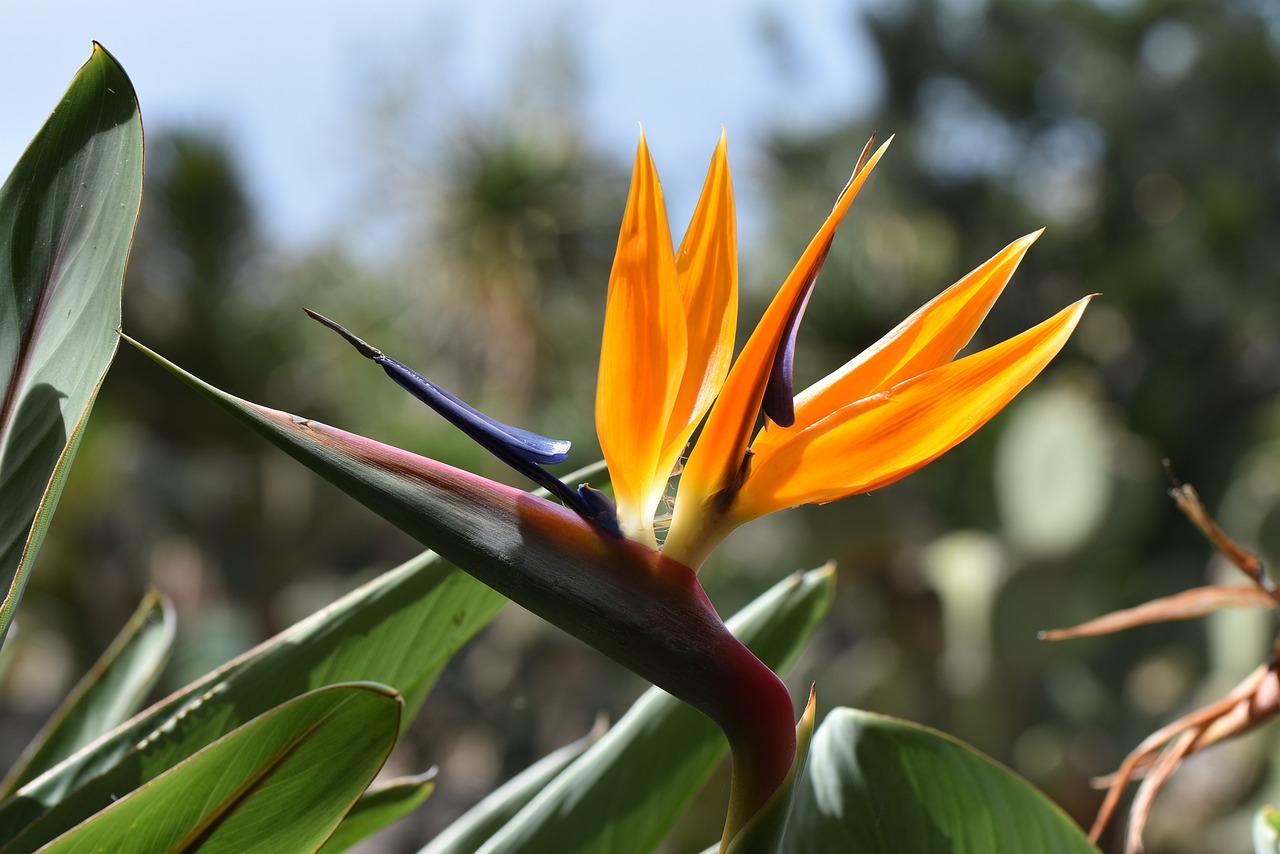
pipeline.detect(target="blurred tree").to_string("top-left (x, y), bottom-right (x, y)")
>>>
top-left (789, 0), bottom-right (1280, 480)
top-left (747, 1), bottom-right (1280, 850)
top-left (125, 131), bottom-right (257, 402)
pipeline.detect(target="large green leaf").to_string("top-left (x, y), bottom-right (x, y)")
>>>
top-left (460, 566), bottom-right (834, 854)
top-left (0, 550), bottom-right (504, 849)
top-left (0, 44), bottom-right (143, 645)
top-left (319, 771), bottom-right (436, 854)
top-left (777, 708), bottom-right (1099, 854)
top-left (32, 683), bottom-right (402, 854)
top-left (0, 589), bottom-right (173, 798)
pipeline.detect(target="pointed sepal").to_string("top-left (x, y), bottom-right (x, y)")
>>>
top-left (596, 134), bottom-right (687, 543)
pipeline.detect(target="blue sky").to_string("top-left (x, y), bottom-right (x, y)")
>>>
top-left (2, 1), bottom-right (880, 253)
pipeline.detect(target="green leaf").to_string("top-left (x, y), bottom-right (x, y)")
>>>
top-left (420, 721), bottom-right (604, 854)
top-left (0, 589), bottom-right (174, 798)
top-left (0, 550), bottom-right (504, 850)
top-left (456, 566), bottom-right (835, 854)
top-left (778, 708), bottom-right (1099, 854)
top-left (1254, 806), bottom-right (1280, 854)
top-left (32, 683), bottom-right (402, 854)
top-left (0, 44), bottom-right (143, 645)
top-left (319, 770), bottom-right (436, 854)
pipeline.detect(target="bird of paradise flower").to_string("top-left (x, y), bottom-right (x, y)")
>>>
top-left (310, 134), bottom-right (1090, 570)
top-left (151, 131), bottom-right (1090, 852)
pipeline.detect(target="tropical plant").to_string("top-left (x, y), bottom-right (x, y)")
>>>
top-left (3, 42), bottom-right (1224, 854)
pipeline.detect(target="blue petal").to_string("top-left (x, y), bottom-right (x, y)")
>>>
top-left (306, 309), bottom-right (619, 534)
top-left (576, 484), bottom-right (622, 535)
top-left (305, 309), bottom-right (569, 465)
top-left (379, 361), bottom-right (571, 466)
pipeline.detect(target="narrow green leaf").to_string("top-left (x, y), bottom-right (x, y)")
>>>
top-left (778, 708), bottom-right (1099, 854)
top-left (32, 683), bottom-right (402, 854)
top-left (318, 770), bottom-right (437, 854)
top-left (0, 550), bottom-right (504, 849)
top-left (421, 721), bottom-right (604, 854)
top-left (459, 566), bottom-right (835, 854)
top-left (0, 589), bottom-right (174, 798)
top-left (0, 44), bottom-right (144, 645)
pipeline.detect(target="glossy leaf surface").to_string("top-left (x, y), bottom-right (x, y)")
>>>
top-left (33, 683), bottom-right (401, 854)
top-left (778, 708), bottom-right (1098, 854)
top-left (0, 550), bottom-right (503, 849)
top-left (0, 44), bottom-right (143, 644)
top-left (420, 726), bottom-right (600, 854)
top-left (320, 770), bottom-right (436, 854)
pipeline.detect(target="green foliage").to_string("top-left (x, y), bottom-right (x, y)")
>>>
top-left (0, 590), bottom-right (173, 798)
top-left (466, 567), bottom-right (834, 854)
top-left (31, 683), bottom-right (401, 854)
top-left (778, 708), bottom-right (1099, 853)
top-left (15, 9), bottom-right (1272, 851)
top-left (419, 727), bottom-right (599, 854)
top-left (0, 548), bottom-right (502, 849)
top-left (0, 44), bottom-right (143, 645)
top-left (320, 772), bottom-right (437, 854)
top-left (749, 4), bottom-right (1280, 845)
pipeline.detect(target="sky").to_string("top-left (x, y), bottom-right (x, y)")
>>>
top-left (1, 0), bottom-right (881, 254)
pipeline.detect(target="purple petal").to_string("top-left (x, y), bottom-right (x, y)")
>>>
top-left (306, 308), bottom-right (618, 533)
top-left (761, 239), bottom-right (831, 427)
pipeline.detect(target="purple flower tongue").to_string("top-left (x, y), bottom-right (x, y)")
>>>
top-left (305, 309), bottom-right (619, 535)
top-left (305, 309), bottom-right (569, 463)
top-left (761, 239), bottom-right (830, 428)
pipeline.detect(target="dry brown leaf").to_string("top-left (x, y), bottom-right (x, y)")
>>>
top-left (1040, 584), bottom-right (1273, 641)
top-left (1124, 728), bottom-right (1199, 854)
top-left (1089, 662), bottom-right (1275, 842)
top-left (1170, 483), bottom-right (1274, 595)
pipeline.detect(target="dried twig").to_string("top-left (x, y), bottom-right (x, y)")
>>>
top-left (1046, 471), bottom-right (1279, 852)
top-left (1166, 475), bottom-right (1274, 600)
top-left (1041, 584), bottom-right (1273, 641)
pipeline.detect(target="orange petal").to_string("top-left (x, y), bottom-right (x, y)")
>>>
top-left (656, 131), bottom-right (738, 484)
top-left (754, 230), bottom-right (1042, 455)
top-left (734, 296), bottom-right (1092, 520)
top-left (596, 133), bottom-right (687, 542)
top-left (665, 137), bottom-right (890, 560)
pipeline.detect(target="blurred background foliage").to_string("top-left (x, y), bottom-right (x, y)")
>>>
top-left (3, 0), bottom-right (1280, 851)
